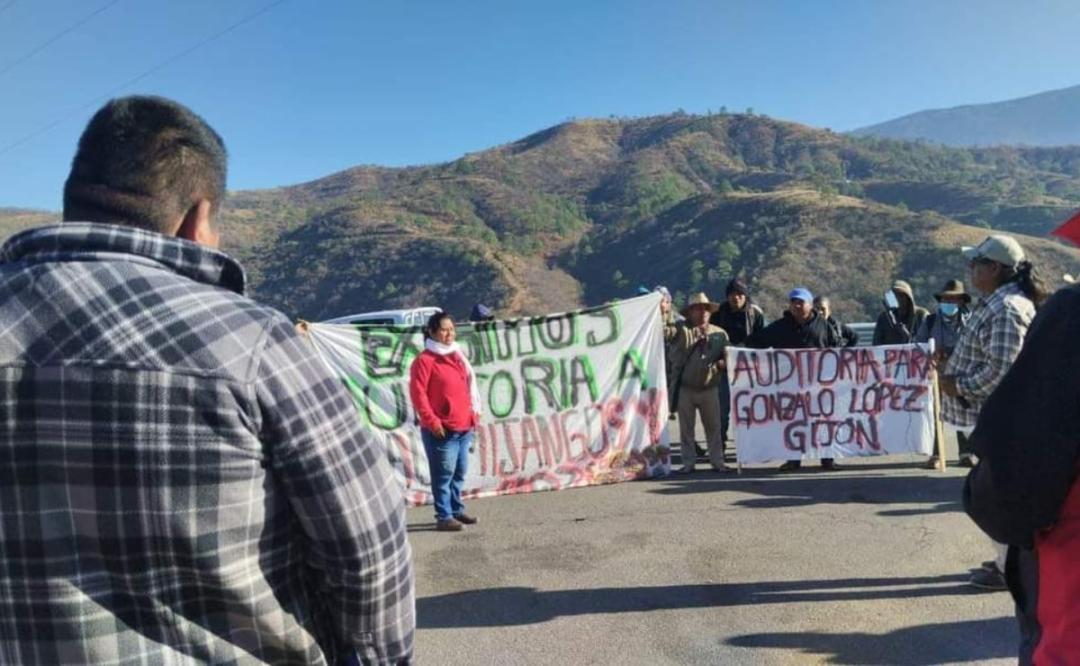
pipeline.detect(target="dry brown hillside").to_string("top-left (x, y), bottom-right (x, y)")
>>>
top-left (3, 113), bottom-right (1080, 321)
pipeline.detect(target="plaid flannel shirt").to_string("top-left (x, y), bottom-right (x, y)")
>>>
top-left (0, 223), bottom-right (414, 665)
top-left (942, 281), bottom-right (1035, 428)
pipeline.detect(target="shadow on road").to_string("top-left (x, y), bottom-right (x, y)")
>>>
top-left (649, 470), bottom-right (964, 516)
top-left (418, 574), bottom-right (977, 629)
top-left (725, 616), bottom-right (1017, 665)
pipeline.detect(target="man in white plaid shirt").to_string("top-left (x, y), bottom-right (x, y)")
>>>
top-left (0, 97), bottom-right (414, 664)
top-left (940, 234), bottom-right (1044, 592)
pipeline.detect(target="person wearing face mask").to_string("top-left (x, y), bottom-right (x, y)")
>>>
top-left (916, 279), bottom-right (974, 469)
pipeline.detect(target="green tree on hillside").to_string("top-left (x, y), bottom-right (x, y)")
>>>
top-left (713, 240), bottom-right (741, 283)
top-left (688, 259), bottom-right (705, 291)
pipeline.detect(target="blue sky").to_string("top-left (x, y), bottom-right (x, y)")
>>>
top-left (3, 0), bottom-right (1080, 210)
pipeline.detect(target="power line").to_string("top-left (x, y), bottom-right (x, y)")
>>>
top-left (0, 0), bottom-right (122, 78)
top-left (0, 0), bottom-right (289, 158)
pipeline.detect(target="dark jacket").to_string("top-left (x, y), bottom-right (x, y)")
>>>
top-left (747, 311), bottom-right (842, 350)
top-left (963, 284), bottom-right (1080, 664)
top-left (710, 302), bottom-right (765, 346)
top-left (826, 316), bottom-right (859, 348)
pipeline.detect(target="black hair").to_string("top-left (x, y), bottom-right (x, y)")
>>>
top-left (424, 310), bottom-right (453, 339)
top-left (63, 95), bottom-right (227, 234)
top-left (1004, 260), bottom-right (1050, 309)
top-left (725, 278), bottom-right (749, 297)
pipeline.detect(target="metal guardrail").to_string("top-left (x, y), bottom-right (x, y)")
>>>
top-left (848, 322), bottom-right (875, 347)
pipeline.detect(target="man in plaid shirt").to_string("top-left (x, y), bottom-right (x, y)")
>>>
top-left (940, 234), bottom-right (1041, 592)
top-left (0, 97), bottom-right (414, 664)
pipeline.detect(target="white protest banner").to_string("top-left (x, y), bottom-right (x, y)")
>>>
top-left (727, 344), bottom-right (935, 465)
top-left (305, 293), bottom-right (671, 505)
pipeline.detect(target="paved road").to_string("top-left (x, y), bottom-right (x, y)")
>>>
top-left (407, 429), bottom-right (1016, 665)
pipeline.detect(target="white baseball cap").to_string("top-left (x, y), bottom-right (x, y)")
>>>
top-left (962, 234), bottom-right (1025, 267)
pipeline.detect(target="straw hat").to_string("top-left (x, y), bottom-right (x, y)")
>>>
top-left (681, 292), bottom-right (720, 317)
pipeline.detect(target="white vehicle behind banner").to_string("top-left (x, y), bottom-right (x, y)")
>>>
top-left (306, 293), bottom-right (672, 505)
top-left (323, 307), bottom-right (441, 327)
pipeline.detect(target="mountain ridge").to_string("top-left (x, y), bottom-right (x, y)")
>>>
top-left (3, 111), bottom-right (1080, 323)
top-left (853, 84), bottom-right (1080, 147)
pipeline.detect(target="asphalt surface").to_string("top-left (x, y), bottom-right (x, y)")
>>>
top-left (407, 427), bottom-right (1017, 665)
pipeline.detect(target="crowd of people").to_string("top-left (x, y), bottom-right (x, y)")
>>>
top-left (658, 273), bottom-right (965, 473)
top-left (0, 93), bottom-right (1077, 664)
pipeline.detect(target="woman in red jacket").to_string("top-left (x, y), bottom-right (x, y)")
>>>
top-left (409, 311), bottom-right (482, 532)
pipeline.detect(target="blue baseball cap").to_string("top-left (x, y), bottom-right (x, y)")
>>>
top-left (788, 287), bottom-right (813, 303)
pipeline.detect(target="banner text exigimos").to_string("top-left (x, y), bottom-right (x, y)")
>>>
top-left (307, 294), bottom-right (671, 505)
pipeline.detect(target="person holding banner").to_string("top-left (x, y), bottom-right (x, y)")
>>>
top-left (748, 287), bottom-right (844, 471)
top-left (939, 234), bottom-right (1047, 591)
top-left (873, 280), bottom-right (929, 345)
top-left (666, 293), bottom-right (730, 473)
top-left (711, 278), bottom-right (766, 448)
top-left (410, 311), bottom-right (483, 532)
top-left (915, 279), bottom-right (974, 469)
top-left (656, 285), bottom-right (681, 396)
top-left (813, 295), bottom-right (859, 348)
top-left (963, 280), bottom-right (1080, 663)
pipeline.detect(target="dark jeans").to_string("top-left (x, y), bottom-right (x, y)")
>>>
top-left (718, 374), bottom-right (731, 446)
top-left (422, 428), bottom-right (472, 521)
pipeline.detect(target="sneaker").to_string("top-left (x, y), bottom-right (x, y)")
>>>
top-left (674, 466), bottom-right (695, 475)
top-left (924, 456), bottom-right (940, 470)
top-left (711, 464), bottom-right (730, 474)
top-left (959, 453), bottom-right (979, 468)
top-left (980, 560), bottom-right (997, 570)
top-left (969, 565), bottom-right (1007, 591)
top-left (778, 460), bottom-right (801, 472)
top-left (436, 518), bottom-right (464, 532)
top-left (454, 513), bottom-right (478, 525)
top-left (820, 460), bottom-right (841, 471)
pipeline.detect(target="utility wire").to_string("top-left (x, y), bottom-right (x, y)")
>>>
top-left (0, 0), bottom-right (288, 158)
top-left (0, 0), bottom-right (122, 77)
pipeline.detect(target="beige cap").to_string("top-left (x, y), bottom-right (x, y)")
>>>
top-left (962, 235), bottom-right (1025, 268)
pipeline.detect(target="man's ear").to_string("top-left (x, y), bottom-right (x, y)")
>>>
top-left (176, 199), bottom-right (220, 249)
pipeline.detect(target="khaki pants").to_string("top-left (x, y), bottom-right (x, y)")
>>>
top-left (678, 386), bottom-right (724, 471)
